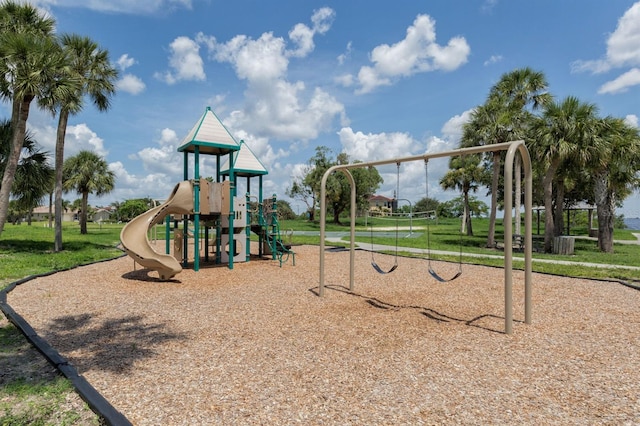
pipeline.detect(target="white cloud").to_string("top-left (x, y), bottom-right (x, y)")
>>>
top-left (129, 127), bottom-right (182, 176)
top-left (31, 0), bottom-right (192, 15)
top-left (334, 73), bottom-right (354, 87)
top-left (572, 2), bottom-right (640, 95)
top-left (156, 36), bottom-right (205, 84)
top-left (337, 41), bottom-right (352, 65)
top-left (598, 67), bottom-right (640, 94)
top-left (355, 14), bottom-right (470, 94)
top-left (483, 54), bottom-right (503, 66)
top-left (116, 74), bottom-right (146, 95)
top-left (338, 127), bottom-right (419, 162)
top-left (625, 114), bottom-right (639, 128)
top-left (116, 54), bottom-right (136, 71)
top-left (198, 8), bottom-right (346, 143)
top-left (214, 33), bottom-right (288, 82)
top-left (441, 109), bottom-right (473, 145)
top-left (65, 124), bottom-right (108, 157)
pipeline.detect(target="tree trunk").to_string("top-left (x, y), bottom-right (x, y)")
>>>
top-left (542, 159), bottom-right (560, 253)
top-left (486, 151), bottom-right (500, 248)
top-left (463, 190), bottom-right (473, 236)
top-left (0, 97), bottom-right (33, 235)
top-left (48, 191), bottom-right (53, 229)
top-left (514, 155), bottom-right (521, 236)
top-left (594, 171), bottom-right (615, 253)
top-left (54, 109), bottom-right (70, 251)
top-left (80, 191), bottom-right (89, 234)
top-left (553, 181), bottom-right (565, 237)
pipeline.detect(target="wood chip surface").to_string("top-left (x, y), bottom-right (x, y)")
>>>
top-left (7, 244), bottom-right (640, 425)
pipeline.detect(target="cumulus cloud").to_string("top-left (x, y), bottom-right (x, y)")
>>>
top-left (129, 127), bottom-right (182, 176)
top-left (338, 127), bottom-right (419, 162)
top-left (572, 2), bottom-right (640, 94)
top-left (625, 114), bottom-right (639, 128)
top-left (287, 7), bottom-right (335, 58)
top-left (155, 36), bottom-right (205, 84)
top-left (196, 8), bottom-right (347, 142)
top-left (65, 124), bottom-right (109, 157)
top-left (354, 14), bottom-right (470, 94)
top-left (31, 0), bottom-right (192, 15)
top-left (597, 68), bottom-right (640, 94)
top-left (116, 74), bottom-right (146, 95)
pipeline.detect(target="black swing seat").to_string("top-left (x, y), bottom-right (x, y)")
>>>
top-left (428, 266), bottom-right (462, 283)
top-left (371, 261), bottom-right (398, 275)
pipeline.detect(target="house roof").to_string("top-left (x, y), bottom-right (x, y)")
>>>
top-left (177, 107), bottom-right (240, 155)
top-left (369, 195), bottom-right (394, 202)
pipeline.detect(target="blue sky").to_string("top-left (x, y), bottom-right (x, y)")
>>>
top-left (8, 0), bottom-right (640, 217)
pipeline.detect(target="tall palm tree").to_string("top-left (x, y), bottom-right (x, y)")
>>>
top-left (63, 150), bottom-right (115, 234)
top-left (489, 67), bottom-right (551, 235)
top-left (0, 119), bottom-right (54, 225)
top-left (462, 68), bottom-right (550, 247)
top-left (41, 34), bottom-right (117, 251)
top-left (461, 96), bottom-right (516, 247)
top-left (440, 154), bottom-right (485, 236)
top-left (0, 1), bottom-right (61, 235)
top-left (591, 117), bottom-right (640, 252)
top-left (531, 96), bottom-right (601, 252)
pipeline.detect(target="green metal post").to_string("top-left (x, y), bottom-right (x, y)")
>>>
top-left (246, 193), bottom-right (251, 261)
top-left (193, 147), bottom-right (200, 272)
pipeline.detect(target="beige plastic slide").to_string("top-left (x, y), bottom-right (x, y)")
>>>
top-left (120, 181), bottom-right (194, 280)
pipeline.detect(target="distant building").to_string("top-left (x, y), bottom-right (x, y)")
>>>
top-left (93, 207), bottom-right (113, 222)
top-left (31, 206), bottom-right (77, 222)
top-left (368, 195), bottom-right (397, 214)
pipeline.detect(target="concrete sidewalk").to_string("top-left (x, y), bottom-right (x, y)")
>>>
top-left (324, 237), bottom-right (640, 272)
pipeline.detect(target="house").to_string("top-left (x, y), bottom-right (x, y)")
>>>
top-left (31, 205), bottom-right (77, 222)
top-left (368, 195), bottom-right (396, 214)
top-left (93, 207), bottom-right (113, 222)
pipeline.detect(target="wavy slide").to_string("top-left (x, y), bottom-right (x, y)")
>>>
top-left (120, 181), bottom-right (194, 280)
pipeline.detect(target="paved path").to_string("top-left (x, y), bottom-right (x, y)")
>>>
top-left (322, 236), bottom-right (640, 272)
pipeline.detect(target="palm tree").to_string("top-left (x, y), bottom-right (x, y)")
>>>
top-left (440, 154), bottom-right (485, 236)
top-left (489, 67), bottom-right (551, 235)
top-left (63, 151), bottom-right (115, 234)
top-left (461, 96), bottom-right (516, 247)
top-left (0, 1), bottom-right (61, 235)
top-left (0, 119), bottom-right (53, 225)
top-left (40, 34), bottom-right (117, 251)
top-left (463, 68), bottom-right (551, 247)
top-left (531, 96), bottom-right (601, 252)
top-left (590, 117), bottom-right (640, 252)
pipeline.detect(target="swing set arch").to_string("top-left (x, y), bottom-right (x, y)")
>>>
top-left (319, 140), bottom-right (533, 335)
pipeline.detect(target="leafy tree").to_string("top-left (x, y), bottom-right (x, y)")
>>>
top-left (291, 146), bottom-right (382, 224)
top-left (0, 1), bottom-right (61, 235)
top-left (286, 164), bottom-right (317, 221)
top-left (117, 199), bottom-right (151, 222)
top-left (63, 151), bottom-right (115, 234)
top-left (414, 197), bottom-right (439, 214)
top-left (275, 199), bottom-right (296, 220)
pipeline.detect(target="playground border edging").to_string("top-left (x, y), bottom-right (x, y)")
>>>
top-left (0, 253), bottom-right (132, 426)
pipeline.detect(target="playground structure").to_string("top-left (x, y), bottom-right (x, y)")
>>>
top-left (120, 107), bottom-right (294, 280)
top-left (318, 140), bottom-right (533, 335)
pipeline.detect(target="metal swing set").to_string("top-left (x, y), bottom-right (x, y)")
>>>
top-left (368, 161), bottom-right (463, 282)
top-left (318, 140), bottom-right (533, 335)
